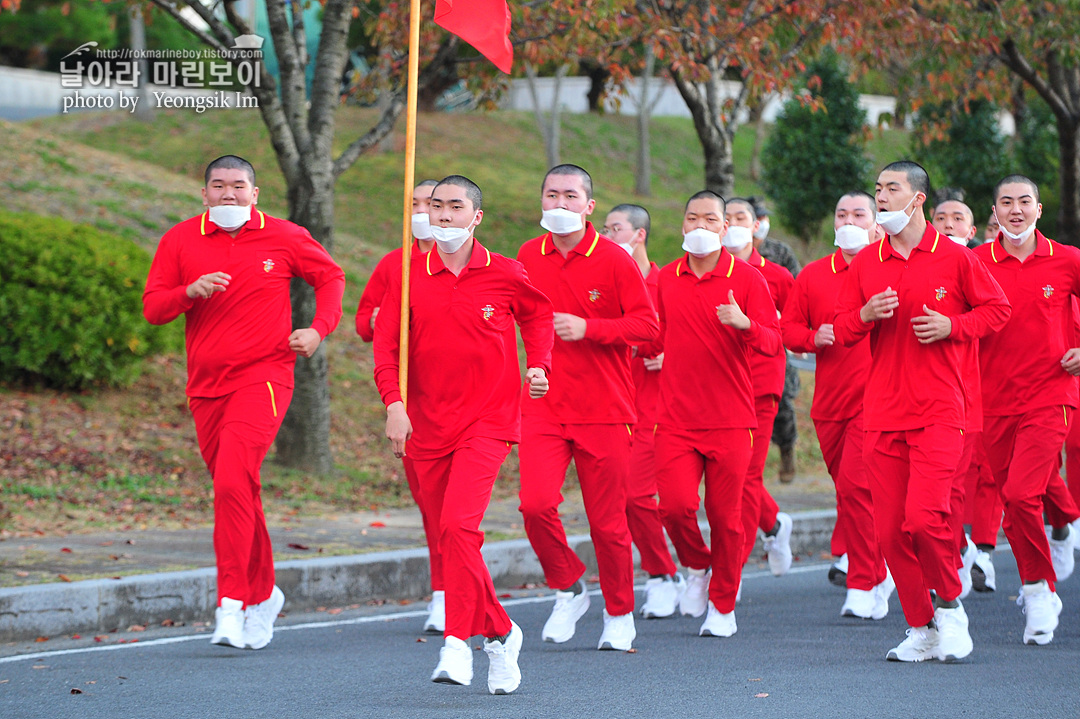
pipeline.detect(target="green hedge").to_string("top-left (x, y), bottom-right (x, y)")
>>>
top-left (0, 211), bottom-right (180, 389)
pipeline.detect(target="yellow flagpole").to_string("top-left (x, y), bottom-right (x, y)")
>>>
top-left (399, 0), bottom-right (421, 409)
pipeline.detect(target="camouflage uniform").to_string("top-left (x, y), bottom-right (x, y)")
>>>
top-left (758, 237), bottom-right (801, 460)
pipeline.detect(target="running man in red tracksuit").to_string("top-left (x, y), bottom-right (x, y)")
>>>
top-left (931, 196), bottom-right (1002, 597)
top-left (973, 174), bottom-right (1080, 646)
top-left (601, 203), bottom-right (685, 618)
top-left (355, 178), bottom-right (447, 634)
top-left (721, 198), bottom-right (795, 584)
top-left (833, 161), bottom-right (1010, 663)
top-left (655, 190), bottom-right (782, 638)
top-left (143, 155), bottom-right (345, 650)
top-left (374, 175), bottom-right (553, 694)
top-left (517, 164), bottom-right (659, 652)
top-left (781, 190), bottom-right (891, 620)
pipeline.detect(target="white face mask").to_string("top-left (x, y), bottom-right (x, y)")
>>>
top-left (411, 212), bottom-right (433, 240)
top-left (876, 194), bottom-right (919, 235)
top-left (834, 224), bottom-right (870, 252)
top-left (721, 225), bottom-right (754, 251)
top-left (947, 235), bottom-right (969, 246)
top-left (617, 242), bottom-right (635, 257)
top-left (430, 222), bottom-right (474, 254)
top-left (753, 218), bottom-right (770, 240)
top-left (540, 208), bottom-right (585, 235)
top-left (682, 228), bottom-right (722, 256)
top-left (208, 204), bottom-right (251, 230)
top-left (999, 219), bottom-right (1037, 245)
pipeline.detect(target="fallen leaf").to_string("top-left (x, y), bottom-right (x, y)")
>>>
top-left (0, 679), bottom-right (9, 684)
top-left (110, 577), bottom-right (121, 580)
top-left (398, 599), bottom-right (412, 605)
top-left (35, 636), bottom-right (49, 643)
top-left (287, 543), bottom-right (310, 551)
top-left (94, 636), bottom-right (106, 643)
top-left (749, 677), bottom-right (763, 682)
top-left (625, 648), bottom-right (637, 653)
top-left (32, 665), bottom-right (48, 670)
top-left (71, 634), bottom-right (81, 640)
top-left (109, 555), bottom-right (120, 561)
top-left (125, 540), bottom-right (135, 545)
top-left (161, 619), bottom-right (175, 627)
top-left (755, 693), bottom-right (769, 698)
top-left (15, 571), bottom-right (28, 578)
top-left (416, 637), bottom-right (427, 643)
top-left (58, 574), bottom-right (71, 582)
top-left (498, 593), bottom-right (512, 599)
top-left (127, 625), bottom-right (146, 632)
top-left (60, 548), bottom-right (72, 553)
top-left (99, 541), bottom-right (114, 547)
top-left (70, 688), bottom-right (83, 695)
top-left (86, 681), bottom-right (96, 685)
top-left (327, 608), bottom-right (343, 615)
top-left (369, 521), bottom-right (386, 528)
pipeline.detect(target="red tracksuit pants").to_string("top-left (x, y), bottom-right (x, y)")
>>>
top-left (656, 426), bottom-right (753, 613)
top-left (518, 417), bottom-right (636, 616)
top-left (402, 455), bottom-right (444, 591)
top-left (627, 421), bottom-right (678, 577)
top-left (964, 435), bottom-right (1003, 547)
top-left (814, 414), bottom-right (886, 591)
top-left (190, 381), bottom-right (291, 608)
top-left (1065, 413), bottom-right (1080, 509)
top-left (947, 431), bottom-right (977, 569)
top-left (411, 437), bottom-right (512, 641)
top-left (740, 395), bottom-right (781, 566)
top-left (864, 426), bottom-right (964, 628)
top-left (985, 406), bottom-right (1073, 592)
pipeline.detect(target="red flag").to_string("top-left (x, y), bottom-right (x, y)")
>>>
top-left (434, 0), bottom-right (513, 74)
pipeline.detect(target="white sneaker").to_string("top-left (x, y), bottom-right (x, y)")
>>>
top-left (934, 602), bottom-right (973, 662)
top-left (541, 581), bottom-right (590, 643)
top-left (641, 575), bottom-right (685, 619)
top-left (972, 550), bottom-right (996, 592)
top-left (763, 512), bottom-right (793, 576)
top-left (210, 597), bottom-right (245, 648)
top-left (698, 602), bottom-right (737, 637)
top-left (841, 588), bottom-right (886, 620)
top-left (1049, 525), bottom-right (1076, 582)
top-left (1020, 579), bottom-right (1063, 646)
top-left (873, 572), bottom-right (894, 619)
top-left (598, 611), bottom-right (636, 651)
top-left (958, 535), bottom-right (977, 600)
top-left (679, 568), bottom-right (710, 617)
top-left (424, 590), bottom-right (445, 634)
top-left (431, 636), bottom-right (473, 685)
top-left (483, 621), bottom-right (522, 695)
top-left (828, 553), bottom-right (849, 587)
top-left (243, 585), bottom-right (285, 650)
top-left (886, 625), bottom-right (939, 662)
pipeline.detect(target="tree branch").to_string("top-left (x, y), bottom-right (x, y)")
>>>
top-left (309, 0), bottom-right (353, 158)
top-left (263, 0), bottom-right (312, 165)
top-left (332, 92), bottom-right (405, 178)
top-left (145, 0), bottom-right (230, 54)
top-left (999, 39), bottom-right (1070, 121)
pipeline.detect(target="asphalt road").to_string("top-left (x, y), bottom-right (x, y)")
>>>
top-left (2, 549), bottom-right (1077, 719)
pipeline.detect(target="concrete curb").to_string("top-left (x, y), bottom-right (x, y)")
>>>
top-left (0, 509), bottom-right (835, 643)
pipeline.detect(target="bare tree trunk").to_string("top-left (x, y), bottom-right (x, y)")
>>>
top-left (748, 93), bottom-right (774, 182)
top-left (129, 6), bottom-right (153, 121)
top-left (634, 46), bottom-right (664, 197)
top-left (525, 62), bottom-right (570, 169)
top-left (669, 63), bottom-right (743, 197)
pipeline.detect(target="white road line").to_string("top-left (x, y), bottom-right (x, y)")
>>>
top-left (0, 546), bottom-right (1015, 666)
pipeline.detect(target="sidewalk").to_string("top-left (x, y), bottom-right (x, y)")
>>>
top-left (0, 478), bottom-right (838, 644)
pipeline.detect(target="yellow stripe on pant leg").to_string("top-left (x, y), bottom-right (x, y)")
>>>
top-left (267, 381), bottom-right (277, 418)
